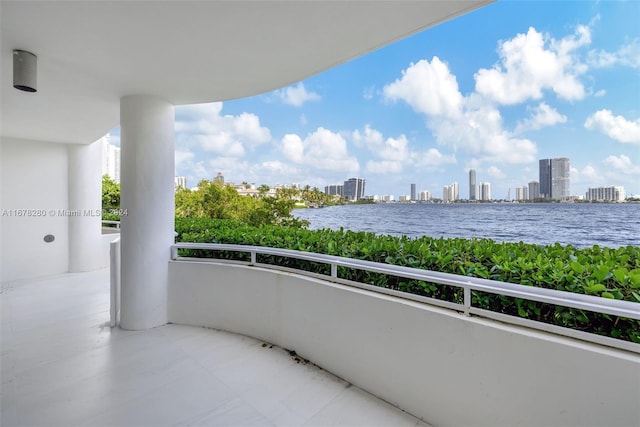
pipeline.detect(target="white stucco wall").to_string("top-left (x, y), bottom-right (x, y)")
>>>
top-left (168, 260), bottom-right (640, 427)
top-left (1, 137), bottom-right (69, 282)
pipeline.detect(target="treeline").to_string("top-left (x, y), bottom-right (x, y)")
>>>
top-left (101, 175), bottom-right (328, 227)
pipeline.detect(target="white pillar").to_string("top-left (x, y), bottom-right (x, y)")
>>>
top-left (68, 140), bottom-right (102, 272)
top-left (120, 95), bottom-right (175, 330)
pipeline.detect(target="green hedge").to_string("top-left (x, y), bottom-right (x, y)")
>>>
top-left (175, 218), bottom-right (640, 343)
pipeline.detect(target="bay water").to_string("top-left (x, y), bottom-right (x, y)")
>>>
top-left (294, 203), bottom-right (640, 248)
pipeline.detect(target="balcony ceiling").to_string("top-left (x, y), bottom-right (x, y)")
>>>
top-left (1, 0), bottom-right (492, 145)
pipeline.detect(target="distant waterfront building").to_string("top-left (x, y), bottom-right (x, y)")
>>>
top-left (380, 195), bottom-right (395, 202)
top-left (418, 190), bottom-right (431, 201)
top-left (479, 182), bottom-right (491, 201)
top-left (442, 185), bottom-right (452, 202)
top-left (101, 135), bottom-right (121, 183)
top-left (324, 184), bottom-right (344, 197)
top-left (586, 186), bottom-right (626, 202)
top-left (443, 182), bottom-right (458, 202)
top-left (515, 186), bottom-right (527, 201)
top-left (343, 177), bottom-right (365, 201)
top-left (174, 176), bottom-right (187, 191)
top-left (528, 181), bottom-right (540, 200)
top-left (399, 195), bottom-right (411, 202)
top-left (410, 183), bottom-right (416, 201)
top-left (539, 158), bottom-right (570, 200)
top-left (214, 171), bottom-right (224, 184)
top-left (469, 169), bottom-right (476, 200)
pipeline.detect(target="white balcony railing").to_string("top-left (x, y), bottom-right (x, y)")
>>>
top-left (102, 219), bottom-right (121, 229)
top-left (171, 242), bottom-right (640, 354)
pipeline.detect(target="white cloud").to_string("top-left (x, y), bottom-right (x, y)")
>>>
top-left (487, 166), bottom-right (506, 179)
top-left (175, 150), bottom-right (194, 166)
top-left (570, 165), bottom-right (605, 189)
top-left (276, 83), bottom-right (321, 107)
top-left (379, 135), bottom-right (410, 161)
top-left (433, 102), bottom-right (537, 164)
top-left (383, 57), bottom-right (463, 118)
top-left (280, 127), bottom-right (359, 173)
top-left (175, 102), bottom-right (271, 156)
top-left (353, 125), bottom-right (455, 174)
top-left (474, 26), bottom-right (589, 104)
top-left (588, 39), bottom-right (640, 69)
top-left (515, 102), bottom-right (568, 133)
top-left (584, 110), bottom-right (640, 144)
top-left (352, 125), bottom-right (384, 147)
top-left (417, 148), bottom-right (457, 167)
top-left (581, 165), bottom-right (600, 181)
top-left (603, 155), bottom-right (640, 175)
top-left (383, 60), bottom-right (537, 165)
top-left (594, 89), bottom-right (606, 97)
top-left (363, 86), bottom-right (375, 100)
top-left (282, 134), bottom-right (305, 164)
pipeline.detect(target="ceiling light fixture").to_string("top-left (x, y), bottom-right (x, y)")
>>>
top-left (13, 50), bottom-right (37, 92)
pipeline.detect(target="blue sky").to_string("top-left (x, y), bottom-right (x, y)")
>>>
top-left (110, 0), bottom-right (640, 199)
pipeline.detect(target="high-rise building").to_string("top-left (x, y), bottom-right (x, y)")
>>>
top-left (410, 183), bottom-right (416, 201)
top-left (479, 182), bottom-right (491, 201)
top-left (324, 184), bottom-right (344, 196)
top-left (101, 135), bottom-right (121, 183)
top-left (586, 186), bottom-right (626, 202)
top-left (214, 172), bottom-right (224, 184)
top-left (451, 181), bottom-right (459, 201)
top-left (442, 185), bottom-right (452, 202)
top-left (343, 177), bottom-right (365, 201)
top-left (469, 169), bottom-right (476, 200)
top-left (419, 190), bottom-right (431, 201)
top-left (515, 186), bottom-right (527, 201)
top-left (528, 181), bottom-right (540, 200)
top-left (539, 158), bottom-right (570, 200)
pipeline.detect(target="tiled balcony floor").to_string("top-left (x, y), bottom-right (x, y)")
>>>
top-left (1, 269), bottom-right (429, 427)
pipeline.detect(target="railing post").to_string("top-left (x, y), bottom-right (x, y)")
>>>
top-left (251, 251), bottom-right (256, 265)
top-left (170, 246), bottom-right (178, 260)
top-left (331, 262), bottom-right (337, 279)
top-left (463, 285), bottom-right (471, 316)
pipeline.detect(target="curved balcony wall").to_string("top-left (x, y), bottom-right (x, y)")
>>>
top-left (168, 260), bottom-right (640, 427)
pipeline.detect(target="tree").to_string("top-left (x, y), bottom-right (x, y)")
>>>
top-left (175, 179), bottom-right (307, 228)
top-left (102, 175), bottom-right (120, 211)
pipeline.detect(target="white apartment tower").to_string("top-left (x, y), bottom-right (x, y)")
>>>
top-left (586, 186), bottom-right (626, 202)
top-left (101, 135), bottom-right (121, 183)
top-left (480, 182), bottom-right (491, 201)
top-left (515, 186), bottom-right (528, 201)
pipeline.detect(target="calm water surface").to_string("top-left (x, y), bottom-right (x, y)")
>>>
top-left (294, 203), bottom-right (640, 248)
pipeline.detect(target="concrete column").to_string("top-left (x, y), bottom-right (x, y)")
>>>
top-left (120, 95), bottom-right (175, 330)
top-left (68, 140), bottom-right (102, 272)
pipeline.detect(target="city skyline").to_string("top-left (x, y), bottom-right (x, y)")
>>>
top-left (106, 1), bottom-right (638, 198)
top-left (102, 134), bottom-right (630, 201)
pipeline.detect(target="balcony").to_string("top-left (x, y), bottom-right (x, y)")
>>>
top-left (1, 269), bottom-right (428, 426)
